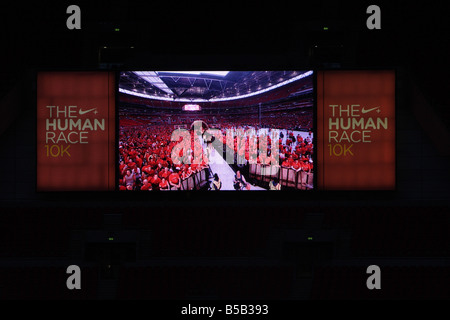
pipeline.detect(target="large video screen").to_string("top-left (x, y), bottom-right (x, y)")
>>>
top-left (316, 70), bottom-right (396, 190)
top-left (36, 69), bottom-right (395, 192)
top-left (118, 71), bottom-right (315, 191)
top-left (36, 72), bottom-right (116, 191)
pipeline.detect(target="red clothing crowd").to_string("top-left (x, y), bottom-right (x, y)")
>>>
top-left (118, 123), bottom-right (313, 190)
top-left (118, 125), bottom-right (208, 191)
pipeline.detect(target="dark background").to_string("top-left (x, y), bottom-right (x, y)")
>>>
top-left (0, 1), bottom-right (449, 303)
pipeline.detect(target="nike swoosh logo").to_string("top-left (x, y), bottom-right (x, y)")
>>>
top-left (361, 107), bottom-right (380, 114)
top-left (79, 108), bottom-right (97, 115)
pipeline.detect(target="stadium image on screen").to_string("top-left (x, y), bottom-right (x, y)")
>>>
top-left (118, 71), bottom-right (314, 191)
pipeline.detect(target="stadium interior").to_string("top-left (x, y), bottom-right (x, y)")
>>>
top-left (118, 71), bottom-right (314, 191)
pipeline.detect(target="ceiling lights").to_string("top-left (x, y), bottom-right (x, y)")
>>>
top-left (120, 71), bottom-right (313, 103)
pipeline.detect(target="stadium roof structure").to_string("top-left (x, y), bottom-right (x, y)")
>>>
top-left (119, 70), bottom-right (312, 102)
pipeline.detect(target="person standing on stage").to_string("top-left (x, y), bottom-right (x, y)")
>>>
top-left (233, 170), bottom-right (248, 190)
top-left (211, 173), bottom-right (222, 190)
top-left (269, 178), bottom-right (281, 190)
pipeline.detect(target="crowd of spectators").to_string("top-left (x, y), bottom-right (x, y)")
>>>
top-left (119, 118), bottom-right (314, 191)
top-left (118, 125), bottom-right (209, 191)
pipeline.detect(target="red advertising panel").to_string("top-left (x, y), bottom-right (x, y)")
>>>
top-left (317, 70), bottom-right (396, 190)
top-left (37, 72), bottom-right (116, 191)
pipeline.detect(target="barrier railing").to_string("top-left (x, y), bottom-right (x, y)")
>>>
top-left (178, 167), bottom-right (210, 191)
top-left (249, 164), bottom-right (313, 190)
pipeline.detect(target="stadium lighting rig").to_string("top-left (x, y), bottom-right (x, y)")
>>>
top-left (119, 71), bottom-right (313, 103)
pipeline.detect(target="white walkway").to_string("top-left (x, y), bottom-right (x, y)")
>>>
top-left (203, 142), bottom-right (265, 191)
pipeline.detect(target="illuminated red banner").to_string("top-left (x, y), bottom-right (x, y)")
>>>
top-left (37, 72), bottom-right (116, 191)
top-left (317, 70), bottom-right (396, 190)
top-left (183, 104), bottom-right (201, 111)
